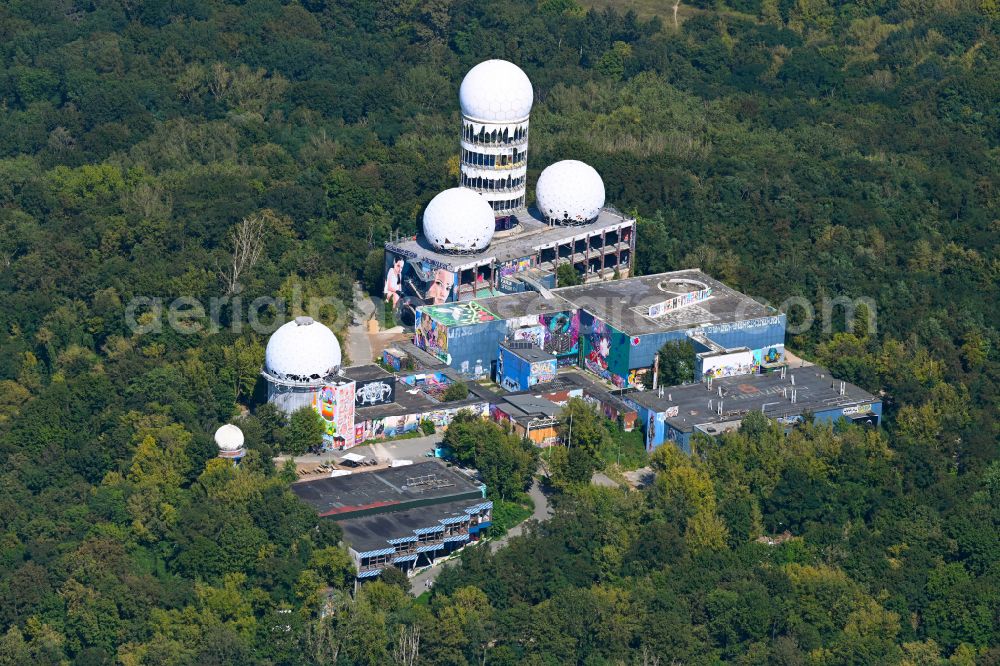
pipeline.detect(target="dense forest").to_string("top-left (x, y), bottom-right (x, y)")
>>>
top-left (0, 0), bottom-right (996, 663)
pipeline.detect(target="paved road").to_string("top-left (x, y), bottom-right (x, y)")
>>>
top-left (408, 477), bottom-right (552, 595)
top-left (345, 281), bottom-right (375, 366)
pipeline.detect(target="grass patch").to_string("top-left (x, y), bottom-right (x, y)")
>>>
top-left (582, 0), bottom-right (692, 22)
top-left (383, 305), bottom-right (397, 330)
top-left (360, 429), bottom-right (436, 446)
top-left (487, 497), bottom-right (533, 538)
top-left (599, 427), bottom-right (648, 470)
top-left (414, 591), bottom-right (431, 605)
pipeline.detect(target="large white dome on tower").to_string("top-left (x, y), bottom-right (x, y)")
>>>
top-left (459, 60), bottom-right (533, 122)
top-left (423, 188), bottom-right (495, 252)
top-left (535, 160), bottom-right (606, 225)
top-left (264, 317), bottom-right (341, 383)
top-left (214, 424), bottom-right (245, 452)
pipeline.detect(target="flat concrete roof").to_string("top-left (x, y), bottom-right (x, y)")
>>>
top-left (501, 342), bottom-right (555, 364)
top-left (474, 291), bottom-right (575, 320)
top-left (626, 366), bottom-right (879, 433)
top-left (290, 460), bottom-right (482, 519)
top-left (341, 364), bottom-right (395, 382)
top-left (551, 269), bottom-right (776, 336)
top-left (339, 498), bottom-right (487, 554)
top-left (497, 393), bottom-right (562, 422)
top-left (354, 380), bottom-right (438, 420)
top-left (393, 341), bottom-right (448, 371)
top-left (386, 205), bottom-right (634, 271)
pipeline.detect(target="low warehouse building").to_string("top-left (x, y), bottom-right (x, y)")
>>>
top-left (291, 461), bottom-right (491, 578)
top-left (624, 365), bottom-right (882, 453)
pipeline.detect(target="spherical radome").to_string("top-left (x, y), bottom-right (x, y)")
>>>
top-left (460, 60), bottom-right (533, 122)
top-left (214, 424), bottom-right (245, 452)
top-left (535, 160), bottom-right (606, 224)
top-left (264, 317), bottom-right (342, 383)
top-left (423, 188), bottom-right (496, 252)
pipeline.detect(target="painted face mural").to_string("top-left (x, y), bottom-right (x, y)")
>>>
top-left (425, 268), bottom-right (454, 305)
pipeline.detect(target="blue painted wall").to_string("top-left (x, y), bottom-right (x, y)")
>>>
top-left (443, 318), bottom-right (508, 378)
top-left (814, 401), bottom-right (882, 427)
top-left (630, 398), bottom-right (882, 456)
top-left (497, 345), bottom-right (531, 392)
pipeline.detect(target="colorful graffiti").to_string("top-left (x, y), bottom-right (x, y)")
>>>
top-left (414, 311), bottom-right (450, 363)
top-left (381, 348), bottom-right (405, 371)
top-left (498, 256), bottom-right (533, 278)
top-left (542, 311), bottom-right (580, 358)
top-left (752, 344), bottom-right (785, 367)
top-left (400, 371), bottom-right (452, 400)
top-left (701, 349), bottom-right (757, 379)
top-left (627, 367), bottom-right (650, 387)
top-left (312, 382), bottom-right (356, 448)
top-left (529, 359), bottom-right (557, 386)
top-left (583, 317), bottom-right (631, 387)
top-left (356, 403), bottom-right (489, 443)
top-left (512, 324), bottom-right (545, 348)
top-left (420, 301), bottom-right (497, 327)
top-left (646, 287), bottom-right (713, 318)
top-left (504, 310), bottom-right (580, 360)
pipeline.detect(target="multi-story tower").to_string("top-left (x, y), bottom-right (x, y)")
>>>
top-left (458, 60), bottom-right (533, 218)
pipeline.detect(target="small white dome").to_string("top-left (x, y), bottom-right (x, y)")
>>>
top-left (423, 188), bottom-right (495, 252)
top-left (535, 160), bottom-right (606, 225)
top-left (264, 317), bottom-right (341, 383)
top-left (214, 424), bottom-right (245, 451)
top-left (460, 60), bottom-right (533, 123)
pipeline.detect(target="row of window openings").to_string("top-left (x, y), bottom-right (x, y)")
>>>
top-left (489, 196), bottom-right (524, 212)
top-left (462, 149), bottom-right (526, 168)
top-left (463, 124), bottom-right (528, 145)
top-left (461, 173), bottom-right (525, 191)
top-left (539, 250), bottom-right (632, 268)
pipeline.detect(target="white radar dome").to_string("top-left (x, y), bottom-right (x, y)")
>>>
top-left (264, 317), bottom-right (341, 383)
top-left (459, 60), bottom-right (533, 122)
top-left (214, 424), bottom-right (245, 452)
top-left (535, 160), bottom-right (606, 225)
top-left (423, 188), bottom-right (496, 252)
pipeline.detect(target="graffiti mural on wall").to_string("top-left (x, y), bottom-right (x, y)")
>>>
top-left (504, 311), bottom-right (580, 360)
top-left (313, 382), bottom-right (356, 448)
top-left (646, 288), bottom-right (713, 317)
top-left (356, 403), bottom-right (489, 443)
top-left (752, 344), bottom-right (785, 367)
top-left (627, 367), bottom-right (650, 387)
top-left (542, 311), bottom-right (580, 358)
top-left (512, 324), bottom-right (545, 348)
top-left (425, 268), bottom-right (456, 305)
top-left (584, 317), bottom-right (631, 387)
top-left (701, 350), bottom-right (757, 379)
top-left (354, 378), bottom-right (395, 407)
top-left (498, 256), bottom-right (533, 278)
top-left (414, 311), bottom-right (450, 363)
top-left (530, 359), bottom-right (557, 386)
